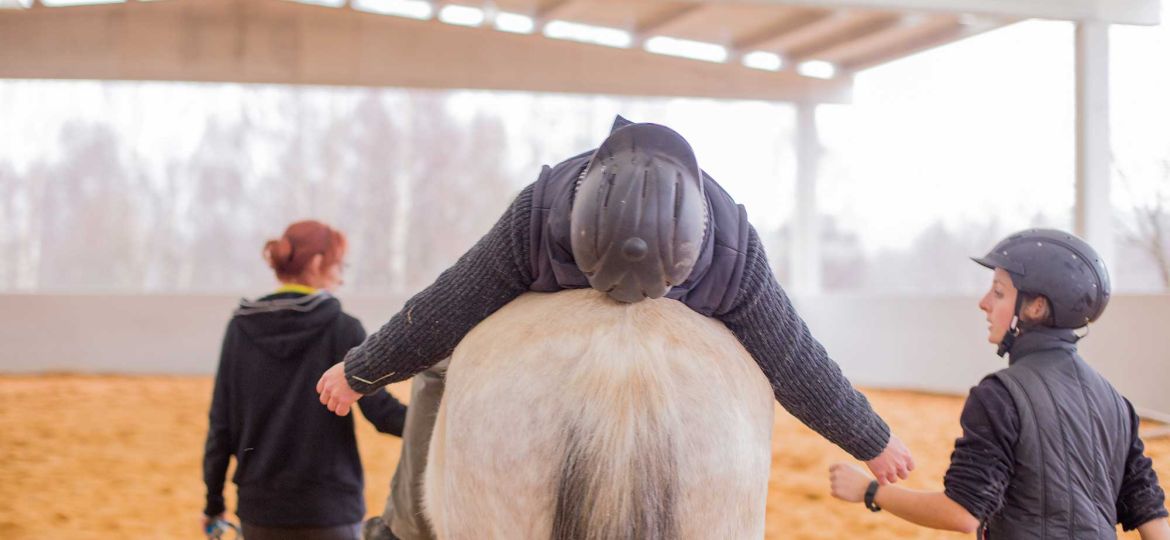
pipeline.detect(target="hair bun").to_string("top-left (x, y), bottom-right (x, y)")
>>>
top-left (263, 237), bottom-right (294, 272)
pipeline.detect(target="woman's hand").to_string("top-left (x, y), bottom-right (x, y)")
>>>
top-left (829, 462), bottom-right (873, 503)
top-left (201, 513), bottom-right (224, 535)
top-left (316, 361), bottom-right (362, 416)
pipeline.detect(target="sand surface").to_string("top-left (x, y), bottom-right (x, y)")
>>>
top-left (2, 375), bottom-right (1166, 539)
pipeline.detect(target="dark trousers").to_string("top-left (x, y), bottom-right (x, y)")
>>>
top-left (242, 522), bottom-right (361, 540)
top-left (381, 359), bottom-right (448, 540)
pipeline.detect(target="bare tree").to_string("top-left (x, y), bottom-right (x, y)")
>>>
top-left (1116, 160), bottom-right (1170, 290)
top-left (36, 121), bottom-right (151, 291)
top-left (399, 93), bottom-right (516, 293)
top-left (325, 89), bottom-right (407, 295)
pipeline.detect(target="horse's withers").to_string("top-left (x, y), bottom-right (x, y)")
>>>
top-left (424, 289), bottom-right (774, 540)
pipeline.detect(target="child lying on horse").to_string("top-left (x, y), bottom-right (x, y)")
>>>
top-left (317, 117), bottom-right (915, 539)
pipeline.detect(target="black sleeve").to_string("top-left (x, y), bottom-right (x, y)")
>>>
top-left (1117, 399), bottom-right (1169, 531)
top-left (202, 323), bottom-right (235, 517)
top-left (719, 226), bottom-right (890, 460)
top-left (356, 390), bottom-right (409, 437)
top-left (943, 377), bottom-right (1018, 521)
top-left (344, 185), bottom-right (535, 393)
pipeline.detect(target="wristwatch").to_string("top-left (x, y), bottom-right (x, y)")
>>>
top-left (864, 480), bottom-right (882, 512)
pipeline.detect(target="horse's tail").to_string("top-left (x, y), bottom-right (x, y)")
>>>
top-left (548, 307), bottom-right (685, 540)
top-left (551, 389), bottom-right (677, 540)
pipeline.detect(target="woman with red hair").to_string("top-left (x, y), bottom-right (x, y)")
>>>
top-left (202, 220), bottom-right (408, 540)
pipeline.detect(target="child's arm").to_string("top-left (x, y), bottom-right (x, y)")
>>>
top-left (719, 226), bottom-right (898, 466)
top-left (830, 462), bottom-right (979, 533)
top-left (318, 185), bottom-right (536, 415)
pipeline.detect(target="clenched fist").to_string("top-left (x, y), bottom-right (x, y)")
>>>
top-left (316, 361), bottom-right (362, 416)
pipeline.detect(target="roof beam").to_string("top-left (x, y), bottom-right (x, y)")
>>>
top-left (784, 11), bottom-right (902, 60)
top-left (839, 15), bottom-right (1008, 70)
top-left (707, 0), bottom-right (1158, 26)
top-left (731, 8), bottom-right (834, 52)
top-left (747, 10), bottom-right (890, 58)
top-left (634, 4), bottom-right (706, 37)
top-left (810, 13), bottom-right (958, 65)
top-left (630, 4), bottom-right (708, 48)
top-left (0, 0), bottom-right (853, 102)
top-left (837, 15), bottom-right (1010, 70)
top-left (533, 0), bottom-right (574, 23)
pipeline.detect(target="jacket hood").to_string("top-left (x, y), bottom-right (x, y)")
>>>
top-left (232, 291), bottom-right (341, 360)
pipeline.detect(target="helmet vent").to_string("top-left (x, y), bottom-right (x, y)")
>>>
top-left (602, 172), bottom-right (616, 208)
top-left (673, 172), bottom-right (683, 224)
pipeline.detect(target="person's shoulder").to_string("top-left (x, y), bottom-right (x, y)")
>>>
top-left (547, 149), bottom-right (594, 177)
top-left (334, 309), bottom-right (366, 340)
top-left (964, 374), bottom-right (1017, 417)
top-left (334, 308), bottom-right (362, 329)
top-left (971, 373), bottom-right (1012, 398)
top-left (959, 374), bottom-right (1008, 409)
top-left (223, 311), bottom-right (245, 333)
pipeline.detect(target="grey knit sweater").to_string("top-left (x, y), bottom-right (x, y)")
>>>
top-left (344, 185), bottom-right (891, 460)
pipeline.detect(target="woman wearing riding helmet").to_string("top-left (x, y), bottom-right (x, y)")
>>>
top-left (829, 229), bottom-right (1170, 538)
top-left (202, 220), bottom-right (408, 540)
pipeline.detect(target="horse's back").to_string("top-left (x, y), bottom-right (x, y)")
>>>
top-left (425, 289), bottom-right (774, 540)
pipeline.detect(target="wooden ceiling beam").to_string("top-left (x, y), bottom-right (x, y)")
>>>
top-left (0, 0), bottom-right (855, 102)
top-left (784, 11), bottom-right (902, 61)
top-left (731, 7), bottom-right (834, 52)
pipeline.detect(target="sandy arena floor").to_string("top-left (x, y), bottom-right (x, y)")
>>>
top-left (1, 375), bottom-right (1166, 539)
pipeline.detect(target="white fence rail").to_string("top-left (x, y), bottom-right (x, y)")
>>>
top-left (2, 292), bottom-right (1167, 419)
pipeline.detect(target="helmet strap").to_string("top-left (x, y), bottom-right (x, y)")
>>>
top-left (996, 294), bottom-right (1025, 358)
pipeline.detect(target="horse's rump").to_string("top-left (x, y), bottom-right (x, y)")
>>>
top-left (424, 289), bottom-right (774, 539)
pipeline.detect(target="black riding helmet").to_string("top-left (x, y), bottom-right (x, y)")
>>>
top-left (570, 122), bottom-right (708, 303)
top-left (972, 228), bottom-right (1111, 329)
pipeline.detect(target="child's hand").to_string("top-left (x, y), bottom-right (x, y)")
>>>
top-left (865, 433), bottom-right (914, 484)
top-left (317, 361), bottom-right (362, 416)
top-left (829, 462), bottom-right (872, 503)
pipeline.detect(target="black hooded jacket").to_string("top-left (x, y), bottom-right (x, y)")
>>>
top-left (202, 291), bottom-right (407, 527)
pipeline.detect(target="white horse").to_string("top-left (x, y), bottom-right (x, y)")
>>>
top-left (423, 289), bottom-right (775, 540)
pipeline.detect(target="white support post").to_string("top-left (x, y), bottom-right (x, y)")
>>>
top-left (1074, 21), bottom-right (1114, 272)
top-left (793, 102), bottom-right (823, 295)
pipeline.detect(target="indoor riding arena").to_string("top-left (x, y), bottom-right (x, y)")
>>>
top-left (2, 1), bottom-right (1169, 539)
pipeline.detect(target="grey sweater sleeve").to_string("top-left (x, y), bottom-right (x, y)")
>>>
top-left (343, 185), bottom-right (535, 393)
top-left (720, 227), bottom-right (891, 460)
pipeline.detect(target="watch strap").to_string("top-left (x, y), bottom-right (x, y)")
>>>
top-left (864, 480), bottom-right (882, 512)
